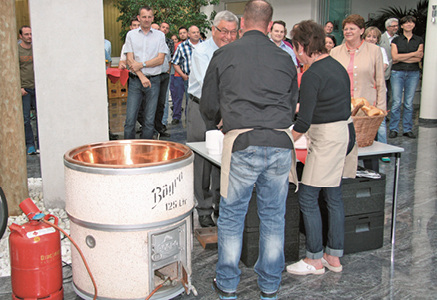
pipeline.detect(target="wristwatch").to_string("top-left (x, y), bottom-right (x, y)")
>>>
top-left (142, 61), bottom-right (147, 68)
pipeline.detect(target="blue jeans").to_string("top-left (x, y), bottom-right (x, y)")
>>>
top-left (154, 73), bottom-right (169, 133)
top-left (162, 77), bottom-right (170, 126)
top-left (22, 88), bottom-right (38, 149)
top-left (298, 184), bottom-right (344, 259)
top-left (170, 75), bottom-right (184, 120)
top-left (216, 146), bottom-right (292, 294)
top-left (389, 70), bottom-right (420, 133)
top-left (124, 76), bottom-right (160, 139)
top-left (183, 79), bottom-right (189, 117)
top-left (377, 118), bottom-right (387, 144)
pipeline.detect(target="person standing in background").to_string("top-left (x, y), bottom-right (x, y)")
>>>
top-left (325, 34), bottom-right (336, 53)
top-left (330, 14), bottom-right (386, 169)
top-left (389, 15), bottom-right (423, 139)
top-left (18, 26), bottom-right (38, 155)
top-left (118, 18), bottom-right (140, 70)
top-left (171, 25), bottom-right (202, 125)
top-left (123, 6), bottom-right (167, 139)
top-left (153, 22), bottom-right (174, 138)
top-left (104, 38), bottom-right (112, 68)
top-left (324, 21), bottom-right (334, 35)
top-left (169, 27), bottom-right (188, 125)
top-left (380, 18), bottom-right (399, 111)
top-left (270, 20), bottom-right (299, 69)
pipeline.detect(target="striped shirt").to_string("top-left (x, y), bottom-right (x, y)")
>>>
top-left (172, 39), bottom-right (203, 75)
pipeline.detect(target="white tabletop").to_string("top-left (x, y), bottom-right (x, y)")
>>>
top-left (187, 141), bottom-right (404, 167)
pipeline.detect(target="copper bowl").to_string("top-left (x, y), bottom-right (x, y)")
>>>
top-left (64, 140), bottom-right (192, 169)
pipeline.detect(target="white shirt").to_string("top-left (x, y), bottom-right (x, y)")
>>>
top-left (124, 28), bottom-right (168, 76)
top-left (380, 47), bottom-right (389, 66)
top-left (188, 37), bottom-right (219, 98)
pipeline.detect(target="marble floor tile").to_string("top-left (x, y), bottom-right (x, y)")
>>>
top-left (4, 107), bottom-right (436, 300)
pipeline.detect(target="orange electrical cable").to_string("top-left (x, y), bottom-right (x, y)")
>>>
top-left (41, 219), bottom-right (98, 300)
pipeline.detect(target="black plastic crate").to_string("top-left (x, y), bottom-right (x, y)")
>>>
top-left (343, 211), bottom-right (384, 254)
top-left (342, 174), bottom-right (386, 216)
top-left (241, 183), bottom-right (300, 267)
top-left (245, 183), bottom-right (299, 229)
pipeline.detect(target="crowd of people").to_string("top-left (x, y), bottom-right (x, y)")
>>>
top-left (18, 1), bottom-right (423, 299)
top-left (112, 2), bottom-right (423, 299)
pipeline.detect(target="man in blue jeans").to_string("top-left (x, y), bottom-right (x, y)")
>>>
top-left (18, 25), bottom-right (38, 155)
top-left (124, 5), bottom-right (168, 139)
top-left (200, 1), bottom-right (298, 299)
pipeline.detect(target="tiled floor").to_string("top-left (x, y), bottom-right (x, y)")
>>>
top-left (1, 108), bottom-right (436, 299)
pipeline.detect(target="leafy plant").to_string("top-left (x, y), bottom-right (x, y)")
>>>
top-left (115, 0), bottom-right (220, 42)
top-left (366, 0), bottom-right (428, 38)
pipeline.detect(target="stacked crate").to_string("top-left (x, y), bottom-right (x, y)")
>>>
top-left (107, 78), bottom-right (128, 133)
top-left (318, 175), bottom-right (386, 254)
top-left (241, 183), bottom-right (300, 267)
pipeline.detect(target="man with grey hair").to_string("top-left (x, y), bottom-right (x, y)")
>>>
top-left (380, 17), bottom-right (399, 108)
top-left (187, 10), bottom-right (239, 227)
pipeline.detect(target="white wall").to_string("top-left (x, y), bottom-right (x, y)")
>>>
top-left (419, 0), bottom-right (437, 121)
top-left (29, 0), bottom-right (109, 208)
top-left (218, 0), bottom-right (316, 38)
top-left (272, 0), bottom-right (318, 36)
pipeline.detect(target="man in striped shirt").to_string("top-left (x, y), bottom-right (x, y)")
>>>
top-left (171, 25), bottom-right (202, 124)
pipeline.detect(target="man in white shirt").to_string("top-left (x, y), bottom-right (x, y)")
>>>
top-left (187, 11), bottom-right (239, 227)
top-left (124, 6), bottom-right (168, 139)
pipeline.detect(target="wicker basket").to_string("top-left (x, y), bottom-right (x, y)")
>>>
top-left (352, 112), bottom-right (387, 147)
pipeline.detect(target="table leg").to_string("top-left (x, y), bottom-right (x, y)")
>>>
top-left (391, 153), bottom-right (401, 246)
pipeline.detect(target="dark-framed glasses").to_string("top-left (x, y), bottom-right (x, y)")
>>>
top-left (215, 27), bottom-right (238, 36)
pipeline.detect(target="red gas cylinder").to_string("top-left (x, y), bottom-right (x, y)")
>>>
top-left (8, 198), bottom-right (63, 300)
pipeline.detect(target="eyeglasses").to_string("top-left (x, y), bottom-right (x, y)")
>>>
top-left (388, 25), bottom-right (399, 28)
top-left (215, 27), bottom-right (238, 36)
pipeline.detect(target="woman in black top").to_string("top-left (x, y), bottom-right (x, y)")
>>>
top-left (286, 20), bottom-right (357, 276)
top-left (389, 15), bottom-right (424, 139)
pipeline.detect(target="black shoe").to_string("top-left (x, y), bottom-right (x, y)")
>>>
top-left (109, 132), bottom-right (118, 140)
top-left (159, 131), bottom-right (171, 137)
top-left (171, 119), bottom-right (180, 125)
top-left (388, 131), bottom-right (397, 138)
top-left (261, 290), bottom-right (278, 299)
top-left (212, 278), bottom-right (237, 300)
top-left (199, 215), bottom-right (215, 227)
top-left (403, 131), bottom-right (416, 139)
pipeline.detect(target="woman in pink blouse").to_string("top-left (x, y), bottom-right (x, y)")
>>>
top-left (331, 14), bottom-right (387, 165)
